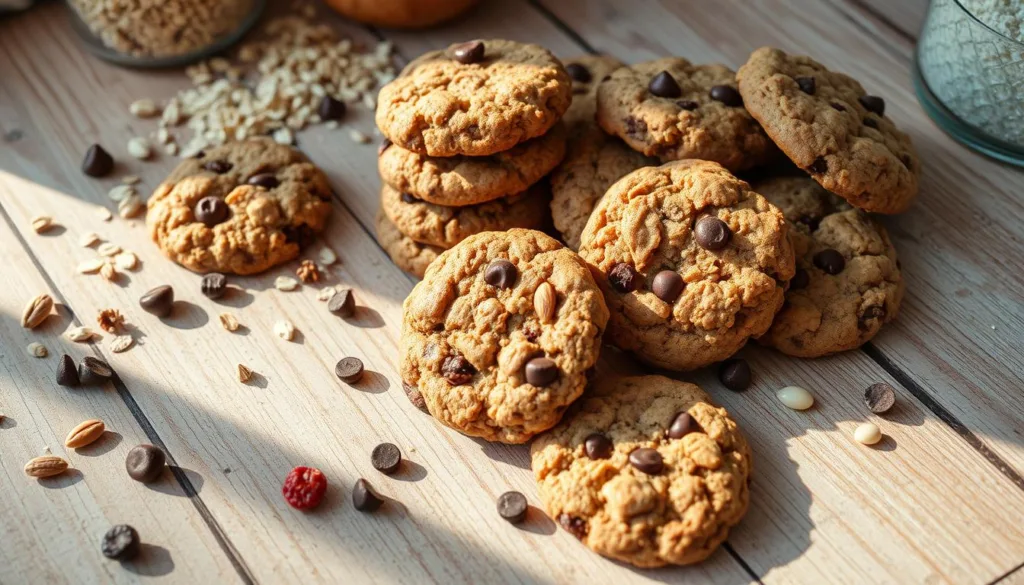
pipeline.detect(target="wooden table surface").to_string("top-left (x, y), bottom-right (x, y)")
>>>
top-left (2, 1), bottom-right (1023, 584)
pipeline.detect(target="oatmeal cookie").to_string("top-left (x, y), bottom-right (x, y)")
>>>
top-left (375, 210), bottom-right (443, 278)
top-left (562, 54), bottom-right (626, 133)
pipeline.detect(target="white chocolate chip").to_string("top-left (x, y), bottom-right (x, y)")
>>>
top-left (274, 319), bottom-right (295, 341)
top-left (776, 386), bottom-right (814, 411)
top-left (854, 422), bottom-right (882, 445)
top-left (317, 247), bottom-right (337, 266)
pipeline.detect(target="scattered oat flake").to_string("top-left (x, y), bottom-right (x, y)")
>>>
top-left (219, 312), bottom-right (240, 332)
top-left (128, 137), bottom-right (152, 160)
top-left (118, 196), bottom-right (145, 219)
top-left (274, 276), bottom-right (299, 291)
top-left (274, 320), bottom-right (296, 341)
top-left (122, 175), bottom-right (142, 185)
top-left (130, 99), bottom-right (160, 118)
top-left (108, 185), bottom-right (135, 202)
top-left (26, 342), bottom-right (48, 358)
top-left (64, 326), bottom-right (96, 342)
top-left (165, 142), bottom-right (180, 156)
top-left (77, 258), bottom-right (106, 274)
top-left (79, 232), bottom-right (101, 247)
top-left (349, 129), bottom-right (370, 144)
top-left (31, 216), bottom-right (54, 233)
top-left (100, 263), bottom-right (118, 282)
top-left (95, 206), bottom-right (113, 221)
top-left (97, 243), bottom-right (122, 257)
top-left (114, 252), bottom-right (138, 270)
top-left (238, 364), bottom-right (254, 383)
top-left (318, 247), bottom-right (337, 266)
top-left (109, 335), bottom-right (134, 353)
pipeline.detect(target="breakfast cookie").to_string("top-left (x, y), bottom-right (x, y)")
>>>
top-left (754, 176), bottom-right (903, 357)
top-left (380, 182), bottom-right (551, 248)
top-left (401, 229), bottom-right (609, 443)
top-left (562, 54), bottom-right (626, 133)
top-left (375, 211), bottom-right (443, 278)
top-left (578, 160), bottom-right (795, 371)
top-left (147, 138), bottom-right (332, 275)
top-left (737, 47), bottom-right (919, 214)
top-left (376, 39), bottom-right (572, 157)
top-left (596, 57), bottom-right (775, 171)
top-left (550, 127), bottom-right (655, 250)
top-left (378, 122), bottom-right (566, 206)
top-left (531, 375), bottom-right (751, 567)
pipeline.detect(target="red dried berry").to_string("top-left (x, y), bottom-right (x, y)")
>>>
top-left (282, 466), bottom-right (327, 510)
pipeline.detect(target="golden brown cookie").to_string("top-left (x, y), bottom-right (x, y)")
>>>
top-left (596, 57), bottom-right (775, 170)
top-left (376, 39), bottom-right (571, 157)
top-left (375, 211), bottom-right (443, 278)
top-left (401, 229), bottom-right (609, 443)
top-left (737, 47), bottom-right (919, 214)
top-left (531, 375), bottom-right (751, 568)
top-left (378, 123), bottom-right (566, 206)
top-left (578, 160), bottom-right (795, 371)
top-left (147, 138), bottom-right (332, 275)
top-left (754, 176), bottom-right (904, 356)
top-left (380, 182), bottom-right (551, 248)
top-left (562, 54), bottom-right (626, 134)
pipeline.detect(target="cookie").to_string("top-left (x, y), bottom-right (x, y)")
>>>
top-left (401, 229), bottom-right (608, 443)
top-left (596, 57), bottom-right (775, 171)
top-left (561, 54), bottom-right (626, 134)
top-left (578, 160), bottom-right (795, 371)
top-left (375, 211), bottom-right (443, 278)
top-left (737, 47), bottom-right (919, 214)
top-left (550, 128), bottom-right (655, 250)
top-left (376, 39), bottom-right (572, 157)
top-left (380, 182), bottom-right (551, 248)
top-left (378, 122), bottom-right (566, 206)
top-left (753, 176), bottom-right (904, 356)
top-left (531, 375), bottom-right (751, 568)
top-left (147, 138), bottom-right (332, 275)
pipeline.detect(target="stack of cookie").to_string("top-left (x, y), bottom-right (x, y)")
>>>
top-left (373, 39), bottom-right (573, 277)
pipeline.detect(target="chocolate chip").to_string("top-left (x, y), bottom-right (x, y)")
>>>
top-left (378, 138), bottom-right (392, 156)
top-left (652, 270), bottom-right (684, 303)
top-left (139, 285), bottom-right (174, 318)
top-left (317, 95), bottom-right (347, 121)
top-left (795, 76), bottom-right (816, 94)
top-left (328, 288), bottom-right (355, 317)
top-left (566, 62), bottom-right (591, 83)
top-left (522, 322), bottom-right (541, 342)
top-left (831, 102), bottom-right (847, 112)
top-left (676, 100), bottom-right (699, 111)
top-left (625, 116), bottom-right (648, 137)
top-left (667, 412), bottom-right (698, 439)
top-left (353, 478), bottom-right (385, 512)
top-left (203, 159), bottom-right (232, 174)
top-left (57, 354), bottom-right (80, 387)
top-left (247, 173), bottom-right (279, 189)
top-left (859, 95), bottom-right (885, 116)
top-left (861, 305), bottom-right (886, 322)
top-left (525, 357), bottom-right (558, 387)
top-left (789, 268), bottom-right (810, 290)
top-left (863, 117), bottom-right (879, 129)
top-left (452, 40), bottom-right (485, 64)
top-left (82, 144), bottom-right (114, 177)
top-left (282, 224), bottom-right (315, 247)
top-left (813, 248), bottom-right (846, 274)
top-left (484, 260), bottom-right (517, 289)
top-left (403, 382), bottom-right (428, 412)
top-left (192, 150), bottom-right (206, 159)
top-left (101, 524), bottom-right (140, 561)
top-left (719, 359), bottom-right (752, 392)
top-left (797, 215), bottom-right (822, 232)
top-left (608, 262), bottom-right (640, 293)
top-left (709, 85), bottom-right (743, 107)
top-left (442, 354), bottom-right (475, 385)
top-left (400, 191), bottom-right (419, 204)
top-left (648, 71), bottom-right (681, 98)
top-left (808, 157), bottom-right (828, 174)
top-left (864, 382), bottom-right (896, 414)
top-left (628, 448), bottom-right (664, 475)
top-left (201, 273), bottom-right (227, 299)
top-left (194, 196), bottom-right (229, 227)
top-left (371, 442), bottom-right (402, 475)
top-left (496, 491), bottom-right (528, 524)
top-left (335, 357), bottom-right (364, 384)
top-left (584, 433), bottom-right (613, 459)
top-left (78, 356), bottom-right (113, 384)
top-left (125, 444), bottom-right (166, 483)
top-left (694, 216), bottom-right (731, 250)
top-left (559, 514), bottom-right (588, 539)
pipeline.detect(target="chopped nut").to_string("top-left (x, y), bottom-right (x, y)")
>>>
top-left (237, 364), bottom-right (254, 383)
top-left (31, 215), bottom-right (54, 233)
top-left (97, 243), bottom-right (122, 257)
top-left (97, 309), bottom-right (125, 333)
top-left (78, 232), bottom-right (101, 247)
top-left (274, 276), bottom-right (299, 291)
top-left (274, 319), bottom-right (296, 341)
top-left (318, 247), bottom-right (337, 266)
top-left (27, 342), bottom-right (48, 358)
top-left (127, 137), bottom-right (152, 160)
top-left (296, 259), bottom-right (320, 283)
top-left (109, 335), bottom-right (135, 353)
top-left (129, 99), bottom-right (160, 118)
top-left (21, 294), bottom-right (54, 329)
top-left (219, 312), bottom-right (240, 332)
top-left (64, 326), bottom-right (96, 342)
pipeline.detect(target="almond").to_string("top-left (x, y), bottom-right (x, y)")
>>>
top-left (24, 455), bottom-right (69, 478)
top-left (534, 282), bottom-right (556, 323)
top-left (219, 312), bottom-right (240, 332)
top-left (31, 215), bottom-right (54, 233)
top-left (65, 419), bottom-right (106, 448)
top-left (21, 294), bottom-right (54, 329)
top-left (238, 364), bottom-right (253, 383)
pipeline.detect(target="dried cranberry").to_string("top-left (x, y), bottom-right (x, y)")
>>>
top-left (442, 355), bottom-right (476, 385)
top-left (282, 466), bottom-right (327, 510)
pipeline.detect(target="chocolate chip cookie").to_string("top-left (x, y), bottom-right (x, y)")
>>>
top-left (376, 39), bottom-right (572, 157)
top-left (754, 176), bottom-right (904, 356)
top-left (596, 57), bottom-right (775, 170)
top-left (375, 211), bottom-right (443, 278)
top-left (378, 122), bottom-right (566, 206)
top-left (401, 229), bottom-right (609, 443)
top-left (737, 47), bottom-right (919, 214)
top-left (578, 160), bottom-right (795, 371)
top-left (531, 375), bottom-right (751, 567)
top-left (147, 138), bottom-right (332, 275)
top-left (380, 183), bottom-right (551, 248)
top-left (561, 54), bottom-right (626, 134)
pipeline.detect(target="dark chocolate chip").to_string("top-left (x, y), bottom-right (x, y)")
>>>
top-left (861, 305), bottom-right (886, 322)
top-left (335, 357), bottom-right (364, 384)
top-left (525, 357), bottom-right (558, 387)
top-left (400, 192), bottom-right (420, 204)
top-left (371, 442), bottom-right (402, 475)
top-left (139, 285), bottom-right (174, 318)
top-left (452, 40), bottom-right (485, 64)
top-left (625, 115), bottom-right (648, 136)
top-left (101, 524), bottom-right (140, 561)
top-left (813, 248), bottom-right (846, 274)
top-left (795, 76), bottom-right (816, 95)
top-left (57, 354), bottom-right (80, 387)
top-left (797, 215), bottom-right (822, 232)
top-left (719, 358), bottom-right (752, 392)
top-left (694, 216), bottom-right (731, 250)
top-left (403, 382), bottom-right (428, 412)
top-left (667, 412), bottom-right (698, 439)
top-left (566, 63), bottom-right (591, 83)
top-left (808, 157), bottom-right (828, 174)
top-left (353, 478), bottom-right (385, 512)
top-left (281, 224), bottom-right (315, 247)
top-left (442, 354), bottom-right (475, 385)
top-left (328, 288), bottom-right (355, 317)
top-left (628, 448), bottom-right (664, 475)
top-left (789, 268), bottom-right (810, 290)
top-left (652, 270), bottom-right (684, 303)
top-left (864, 382), bottom-right (896, 414)
top-left (317, 96), bottom-right (347, 121)
top-left (496, 491), bottom-right (528, 524)
top-left (559, 514), bottom-right (588, 539)
top-left (584, 433), bottom-right (613, 459)
top-left (247, 173), bottom-right (279, 189)
top-left (378, 138), bottom-right (392, 156)
top-left (863, 117), bottom-right (879, 129)
top-left (203, 159), bottom-right (232, 174)
top-left (676, 100), bottom-right (699, 111)
top-left (125, 444), bottom-right (166, 483)
top-left (859, 95), bottom-right (885, 116)
top-left (709, 84), bottom-right (743, 107)
top-left (648, 71), bottom-right (681, 98)
top-left (484, 260), bottom-right (517, 289)
top-left (194, 196), bottom-right (229, 227)
top-left (78, 356), bottom-right (113, 384)
top-left (608, 262), bottom-right (640, 293)
top-left (82, 144), bottom-right (114, 177)
top-left (201, 273), bottom-right (227, 299)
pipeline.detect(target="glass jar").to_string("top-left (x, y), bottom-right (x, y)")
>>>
top-left (915, 0), bottom-right (1024, 166)
top-left (66, 0), bottom-right (266, 68)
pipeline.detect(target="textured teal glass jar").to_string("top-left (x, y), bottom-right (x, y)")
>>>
top-left (914, 0), bottom-right (1024, 166)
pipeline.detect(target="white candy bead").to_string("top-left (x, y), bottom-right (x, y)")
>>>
top-left (854, 422), bottom-right (882, 445)
top-left (776, 385), bottom-right (814, 410)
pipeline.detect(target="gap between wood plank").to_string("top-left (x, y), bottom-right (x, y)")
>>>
top-left (0, 200), bottom-right (258, 585)
top-left (991, 560), bottom-right (1024, 585)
